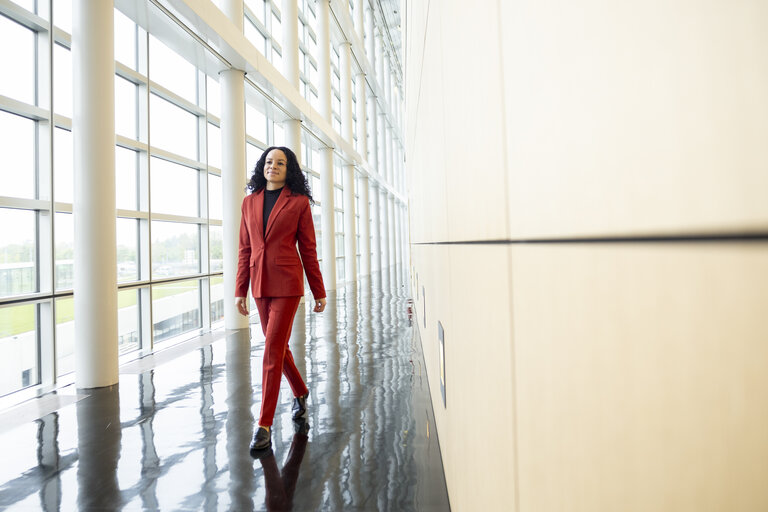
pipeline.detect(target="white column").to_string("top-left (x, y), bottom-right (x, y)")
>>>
top-left (359, 175), bottom-right (370, 276)
top-left (317, 0), bottom-right (332, 122)
top-left (375, 30), bottom-right (385, 91)
top-left (381, 115), bottom-right (390, 183)
top-left (340, 41), bottom-right (353, 144)
top-left (317, 0), bottom-right (336, 289)
top-left (73, 0), bottom-right (117, 388)
top-left (368, 99), bottom-right (378, 172)
top-left (387, 193), bottom-right (396, 282)
top-left (320, 148), bottom-right (336, 289)
top-left (220, 0), bottom-right (249, 330)
top-left (380, 188), bottom-right (390, 274)
top-left (281, 0), bottom-right (302, 157)
top-left (343, 165), bottom-right (357, 282)
top-left (384, 54), bottom-right (392, 111)
top-left (366, 7), bottom-right (375, 70)
top-left (371, 183), bottom-right (381, 274)
top-left (355, 71), bottom-right (367, 158)
top-left (221, 70), bottom-right (247, 329)
top-left (354, 0), bottom-right (364, 40)
top-left (387, 123), bottom-right (394, 185)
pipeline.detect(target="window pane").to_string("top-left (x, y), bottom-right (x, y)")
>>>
top-left (271, 12), bottom-right (282, 46)
top-left (246, 0), bottom-right (265, 23)
top-left (0, 110), bottom-right (35, 199)
top-left (272, 121), bottom-right (283, 145)
top-left (115, 76), bottom-right (137, 139)
top-left (208, 174), bottom-right (222, 220)
top-left (115, 9), bottom-right (136, 69)
top-left (151, 221), bottom-right (200, 278)
top-left (116, 146), bottom-right (138, 210)
top-left (56, 297), bottom-right (74, 377)
top-left (118, 289), bottom-right (139, 353)
top-left (245, 19), bottom-right (267, 54)
top-left (207, 123), bottom-right (221, 168)
top-left (272, 47), bottom-right (282, 70)
top-left (54, 43), bottom-right (72, 118)
top-left (0, 209), bottom-right (36, 298)
top-left (210, 276), bottom-right (223, 323)
top-left (150, 157), bottom-right (198, 217)
top-left (0, 14), bottom-right (35, 105)
top-left (209, 225), bottom-right (222, 272)
top-left (247, 143), bottom-right (261, 182)
top-left (53, 0), bottom-right (72, 34)
top-left (206, 76), bottom-right (220, 117)
top-left (0, 303), bottom-right (38, 396)
top-left (117, 218), bottom-right (138, 283)
top-left (55, 212), bottom-right (74, 290)
top-left (152, 279), bottom-right (201, 342)
top-left (246, 104), bottom-right (267, 142)
top-left (150, 94), bottom-right (198, 161)
top-left (54, 128), bottom-right (73, 203)
top-left (149, 35), bottom-right (197, 104)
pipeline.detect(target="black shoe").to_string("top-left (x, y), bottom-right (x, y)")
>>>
top-left (292, 393), bottom-right (308, 420)
top-left (249, 426), bottom-right (271, 451)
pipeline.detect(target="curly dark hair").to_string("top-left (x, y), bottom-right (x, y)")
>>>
top-left (246, 146), bottom-right (314, 203)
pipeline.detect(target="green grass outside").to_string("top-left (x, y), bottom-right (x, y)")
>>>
top-left (0, 281), bottom-right (200, 337)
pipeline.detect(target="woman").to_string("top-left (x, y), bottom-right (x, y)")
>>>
top-left (235, 146), bottom-right (326, 452)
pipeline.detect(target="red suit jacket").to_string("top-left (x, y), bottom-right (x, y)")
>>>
top-left (235, 187), bottom-right (326, 300)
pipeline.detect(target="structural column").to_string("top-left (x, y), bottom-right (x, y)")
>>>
top-left (73, 0), bottom-right (117, 388)
top-left (281, 0), bottom-right (301, 156)
top-left (343, 165), bottom-right (357, 282)
top-left (370, 183), bottom-right (381, 275)
top-left (318, 0), bottom-right (336, 289)
top-left (355, 71), bottom-right (367, 160)
top-left (359, 175), bottom-right (370, 276)
top-left (387, 193), bottom-right (396, 284)
top-left (220, 0), bottom-right (248, 329)
top-left (366, 6), bottom-right (375, 72)
top-left (379, 188), bottom-right (390, 275)
top-left (367, 98), bottom-right (378, 174)
top-left (340, 42), bottom-right (354, 144)
top-left (354, 0), bottom-right (364, 41)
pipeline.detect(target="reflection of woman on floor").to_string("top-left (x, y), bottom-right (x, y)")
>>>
top-left (257, 420), bottom-right (310, 511)
top-left (235, 146), bottom-right (326, 451)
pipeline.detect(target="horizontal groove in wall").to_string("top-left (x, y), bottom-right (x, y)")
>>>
top-left (413, 232), bottom-right (768, 245)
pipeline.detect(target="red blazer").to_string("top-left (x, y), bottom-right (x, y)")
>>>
top-left (235, 187), bottom-right (326, 300)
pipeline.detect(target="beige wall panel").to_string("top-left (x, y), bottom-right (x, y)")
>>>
top-left (438, 1), bottom-right (510, 242)
top-left (405, 1), bottom-right (449, 244)
top-left (412, 243), bottom-right (517, 511)
top-left (511, 243), bottom-right (768, 511)
top-left (499, 0), bottom-right (768, 238)
top-left (405, 0), bottom-right (511, 243)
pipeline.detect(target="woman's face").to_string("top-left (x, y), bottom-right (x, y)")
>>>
top-left (264, 149), bottom-right (288, 189)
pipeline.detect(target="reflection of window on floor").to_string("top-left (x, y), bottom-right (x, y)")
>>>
top-left (154, 309), bottom-right (200, 342)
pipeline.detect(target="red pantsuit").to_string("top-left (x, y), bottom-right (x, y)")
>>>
top-left (236, 187), bottom-right (325, 427)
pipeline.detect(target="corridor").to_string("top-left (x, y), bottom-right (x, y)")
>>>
top-left (0, 276), bottom-right (450, 511)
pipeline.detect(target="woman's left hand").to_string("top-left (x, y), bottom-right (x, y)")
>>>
top-left (314, 298), bottom-right (326, 313)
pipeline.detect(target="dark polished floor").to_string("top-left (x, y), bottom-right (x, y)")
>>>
top-left (0, 274), bottom-right (450, 511)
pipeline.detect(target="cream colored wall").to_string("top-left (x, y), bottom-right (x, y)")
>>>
top-left (405, 0), bottom-right (768, 511)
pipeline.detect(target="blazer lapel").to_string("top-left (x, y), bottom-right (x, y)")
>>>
top-left (264, 187), bottom-right (291, 240)
top-left (253, 190), bottom-right (265, 244)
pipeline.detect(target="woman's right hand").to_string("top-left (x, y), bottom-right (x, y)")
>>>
top-left (235, 297), bottom-right (249, 316)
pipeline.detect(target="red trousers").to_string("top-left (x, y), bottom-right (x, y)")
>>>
top-left (254, 296), bottom-right (308, 426)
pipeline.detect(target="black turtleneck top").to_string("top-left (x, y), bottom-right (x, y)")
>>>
top-left (263, 187), bottom-right (283, 234)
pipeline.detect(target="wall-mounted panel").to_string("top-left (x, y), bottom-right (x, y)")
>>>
top-left (512, 242), bottom-right (768, 511)
top-left (500, 0), bottom-right (768, 239)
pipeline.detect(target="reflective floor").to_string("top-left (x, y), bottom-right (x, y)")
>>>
top-left (0, 275), bottom-right (450, 511)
